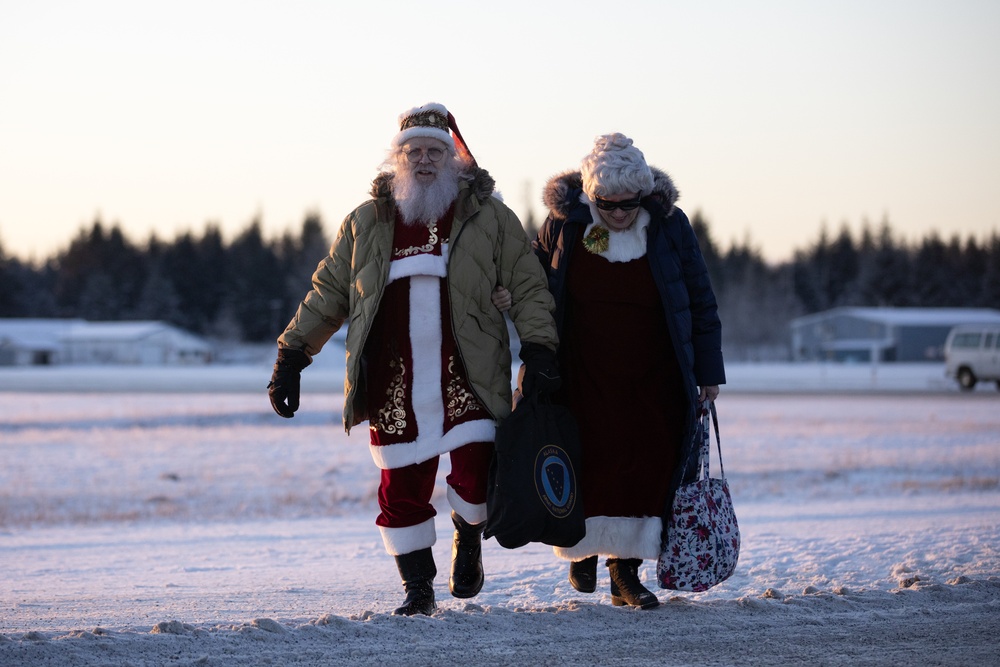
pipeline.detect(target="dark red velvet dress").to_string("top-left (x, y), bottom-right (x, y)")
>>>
top-left (559, 234), bottom-right (687, 521)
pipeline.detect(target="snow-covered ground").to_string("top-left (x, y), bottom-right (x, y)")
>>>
top-left (1, 357), bottom-right (999, 666)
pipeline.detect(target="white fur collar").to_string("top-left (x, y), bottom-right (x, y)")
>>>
top-left (582, 194), bottom-right (649, 262)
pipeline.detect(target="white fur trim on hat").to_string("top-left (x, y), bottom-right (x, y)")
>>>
top-left (393, 102), bottom-right (456, 150)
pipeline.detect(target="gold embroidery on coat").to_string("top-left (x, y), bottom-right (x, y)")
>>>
top-left (375, 357), bottom-right (407, 434)
top-left (445, 356), bottom-right (481, 419)
top-left (394, 223), bottom-right (439, 258)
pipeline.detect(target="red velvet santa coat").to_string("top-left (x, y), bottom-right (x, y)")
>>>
top-left (363, 208), bottom-right (496, 468)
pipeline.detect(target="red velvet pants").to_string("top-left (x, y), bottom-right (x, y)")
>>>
top-left (375, 440), bottom-right (492, 529)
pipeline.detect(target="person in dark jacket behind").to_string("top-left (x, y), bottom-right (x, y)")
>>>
top-left (495, 132), bottom-right (725, 609)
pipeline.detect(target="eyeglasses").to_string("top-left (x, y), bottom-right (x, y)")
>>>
top-left (404, 147), bottom-right (446, 163)
top-left (594, 195), bottom-right (642, 211)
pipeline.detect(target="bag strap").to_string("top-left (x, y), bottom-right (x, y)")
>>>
top-left (659, 401), bottom-right (724, 550)
top-left (697, 401), bottom-right (726, 482)
top-left (708, 401), bottom-right (726, 480)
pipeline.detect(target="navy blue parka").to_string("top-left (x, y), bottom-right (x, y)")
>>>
top-left (534, 167), bottom-right (726, 530)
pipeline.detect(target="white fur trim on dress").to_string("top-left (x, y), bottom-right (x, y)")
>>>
top-left (447, 486), bottom-right (488, 526)
top-left (379, 517), bottom-right (436, 556)
top-left (552, 515), bottom-right (662, 561)
top-left (581, 193), bottom-right (650, 263)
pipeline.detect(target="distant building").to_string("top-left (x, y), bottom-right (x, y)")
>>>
top-left (0, 318), bottom-right (81, 366)
top-left (790, 307), bottom-right (1000, 362)
top-left (0, 319), bottom-right (212, 366)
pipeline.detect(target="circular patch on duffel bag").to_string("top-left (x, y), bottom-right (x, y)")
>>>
top-left (534, 444), bottom-right (578, 517)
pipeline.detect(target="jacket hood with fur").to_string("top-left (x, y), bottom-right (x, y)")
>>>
top-left (541, 166), bottom-right (679, 220)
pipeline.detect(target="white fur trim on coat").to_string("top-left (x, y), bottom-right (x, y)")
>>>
top-left (387, 246), bottom-right (449, 284)
top-left (552, 515), bottom-right (662, 561)
top-left (371, 419), bottom-right (497, 469)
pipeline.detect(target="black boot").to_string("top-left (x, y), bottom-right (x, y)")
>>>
top-left (607, 558), bottom-right (659, 610)
top-left (450, 511), bottom-right (485, 598)
top-left (392, 547), bottom-right (436, 616)
top-left (569, 555), bottom-right (598, 593)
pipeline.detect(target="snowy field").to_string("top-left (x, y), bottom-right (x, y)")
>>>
top-left (1, 357), bottom-right (999, 666)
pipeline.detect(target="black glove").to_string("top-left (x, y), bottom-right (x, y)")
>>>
top-left (268, 348), bottom-right (311, 418)
top-left (518, 342), bottom-right (561, 398)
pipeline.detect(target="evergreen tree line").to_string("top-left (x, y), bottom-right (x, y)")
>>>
top-left (1, 213), bottom-right (999, 357)
top-left (0, 215), bottom-right (329, 343)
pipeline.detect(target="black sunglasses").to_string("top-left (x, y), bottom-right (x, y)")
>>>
top-left (594, 196), bottom-right (642, 211)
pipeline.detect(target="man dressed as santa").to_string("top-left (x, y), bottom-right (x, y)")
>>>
top-left (268, 103), bottom-right (559, 615)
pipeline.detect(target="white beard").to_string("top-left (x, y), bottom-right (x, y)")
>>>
top-left (392, 160), bottom-right (462, 226)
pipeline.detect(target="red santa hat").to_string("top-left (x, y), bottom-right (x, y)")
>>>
top-left (393, 102), bottom-right (477, 167)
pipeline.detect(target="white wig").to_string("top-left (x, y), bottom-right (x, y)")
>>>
top-left (580, 133), bottom-right (655, 200)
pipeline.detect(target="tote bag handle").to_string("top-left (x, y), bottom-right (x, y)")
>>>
top-left (684, 401), bottom-right (726, 482)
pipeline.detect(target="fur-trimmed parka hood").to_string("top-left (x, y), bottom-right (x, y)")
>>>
top-left (370, 166), bottom-right (497, 203)
top-left (541, 166), bottom-right (678, 220)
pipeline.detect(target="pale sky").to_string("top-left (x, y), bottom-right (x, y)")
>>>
top-left (2, 0), bottom-right (998, 264)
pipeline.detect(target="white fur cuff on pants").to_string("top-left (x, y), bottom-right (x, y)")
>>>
top-left (379, 517), bottom-right (436, 556)
top-left (448, 486), bottom-right (487, 525)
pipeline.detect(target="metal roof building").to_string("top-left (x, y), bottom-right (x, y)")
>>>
top-left (789, 307), bottom-right (1000, 362)
top-left (0, 319), bottom-right (212, 366)
top-left (0, 318), bottom-right (82, 365)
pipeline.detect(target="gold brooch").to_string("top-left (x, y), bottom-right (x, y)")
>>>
top-left (583, 225), bottom-right (610, 254)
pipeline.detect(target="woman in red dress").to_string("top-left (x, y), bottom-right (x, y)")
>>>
top-left (500, 133), bottom-right (725, 609)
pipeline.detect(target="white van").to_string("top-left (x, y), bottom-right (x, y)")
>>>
top-left (944, 325), bottom-right (1000, 390)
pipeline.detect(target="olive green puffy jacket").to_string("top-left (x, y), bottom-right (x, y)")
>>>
top-left (277, 168), bottom-right (558, 432)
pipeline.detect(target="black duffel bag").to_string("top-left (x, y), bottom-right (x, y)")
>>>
top-left (484, 393), bottom-right (585, 549)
